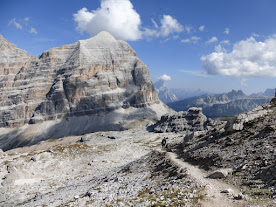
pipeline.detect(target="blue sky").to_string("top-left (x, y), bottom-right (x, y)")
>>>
top-left (1, 0), bottom-right (276, 94)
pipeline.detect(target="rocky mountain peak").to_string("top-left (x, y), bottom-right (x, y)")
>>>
top-left (227, 89), bottom-right (246, 99)
top-left (87, 31), bottom-right (117, 42)
top-left (154, 79), bottom-right (166, 89)
top-left (0, 32), bottom-right (171, 150)
top-left (154, 80), bottom-right (178, 104)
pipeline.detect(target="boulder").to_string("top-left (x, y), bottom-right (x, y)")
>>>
top-left (0, 149), bottom-right (6, 158)
top-left (153, 107), bottom-right (207, 133)
top-left (206, 169), bottom-right (231, 179)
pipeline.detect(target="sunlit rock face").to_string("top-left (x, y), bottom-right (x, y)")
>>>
top-left (0, 32), bottom-right (171, 150)
top-left (0, 32), bottom-right (161, 127)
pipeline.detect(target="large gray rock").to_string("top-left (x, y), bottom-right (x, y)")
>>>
top-left (206, 169), bottom-right (231, 179)
top-left (153, 107), bottom-right (207, 133)
top-left (232, 104), bottom-right (272, 130)
top-left (0, 32), bottom-right (171, 150)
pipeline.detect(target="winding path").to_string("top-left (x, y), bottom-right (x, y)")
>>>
top-left (166, 151), bottom-right (247, 207)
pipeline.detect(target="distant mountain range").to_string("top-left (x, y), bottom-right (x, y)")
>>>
top-left (250, 88), bottom-right (275, 97)
top-left (154, 80), bottom-right (208, 104)
top-left (154, 80), bottom-right (179, 103)
top-left (167, 90), bottom-right (271, 118)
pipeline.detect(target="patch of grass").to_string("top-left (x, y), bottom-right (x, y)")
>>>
top-left (86, 200), bottom-right (95, 205)
top-left (245, 188), bottom-right (273, 197)
top-left (245, 188), bottom-right (274, 205)
top-left (53, 143), bottom-right (90, 153)
top-left (47, 139), bottom-right (58, 142)
top-left (137, 188), bottom-right (204, 206)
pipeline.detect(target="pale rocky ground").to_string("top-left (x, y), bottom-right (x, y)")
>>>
top-left (0, 123), bottom-right (256, 207)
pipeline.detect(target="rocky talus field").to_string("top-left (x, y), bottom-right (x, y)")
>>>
top-left (1, 103), bottom-right (275, 206)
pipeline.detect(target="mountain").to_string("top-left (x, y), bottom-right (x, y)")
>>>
top-left (171, 88), bottom-right (209, 100)
top-left (0, 32), bottom-right (171, 150)
top-left (250, 88), bottom-right (275, 97)
top-left (154, 79), bottom-right (178, 103)
top-left (168, 90), bottom-right (271, 118)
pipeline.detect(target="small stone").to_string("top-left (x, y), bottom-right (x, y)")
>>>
top-left (233, 194), bottom-right (243, 200)
top-left (74, 195), bottom-right (80, 200)
top-left (30, 156), bottom-right (36, 161)
top-left (220, 188), bottom-right (233, 194)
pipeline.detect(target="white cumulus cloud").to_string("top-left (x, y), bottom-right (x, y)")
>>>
top-left (74, 0), bottom-right (184, 41)
top-left (199, 25), bottom-right (205, 32)
top-left (206, 36), bottom-right (218, 44)
top-left (158, 74), bottom-right (172, 81)
top-left (144, 15), bottom-right (184, 38)
top-left (73, 0), bottom-right (142, 41)
top-left (201, 35), bottom-right (276, 77)
top-left (8, 18), bottom-right (22, 29)
top-left (159, 15), bottom-right (184, 37)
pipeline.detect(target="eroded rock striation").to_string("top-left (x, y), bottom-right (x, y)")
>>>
top-left (0, 32), bottom-right (171, 150)
top-left (152, 107), bottom-right (208, 133)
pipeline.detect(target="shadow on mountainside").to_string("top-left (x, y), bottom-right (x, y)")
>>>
top-left (0, 104), bottom-right (161, 151)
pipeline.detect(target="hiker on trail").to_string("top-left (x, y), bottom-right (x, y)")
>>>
top-left (161, 137), bottom-right (167, 150)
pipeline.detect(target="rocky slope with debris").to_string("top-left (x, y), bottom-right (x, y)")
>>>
top-left (151, 107), bottom-right (226, 135)
top-left (0, 32), bottom-right (172, 151)
top-left (1, 103), bottom-right (275, 206)
top-left (0, 128), bottom-right (202, 207)
top-left (164, 103), bottom-right (276, 205)
top-left (0, 125), bottom-right (250, 207)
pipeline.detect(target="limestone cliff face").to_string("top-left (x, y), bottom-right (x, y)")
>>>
top-left (0, 32), bottom-right (172, 150)
top-left (0, 32), bottom-right (160, 128)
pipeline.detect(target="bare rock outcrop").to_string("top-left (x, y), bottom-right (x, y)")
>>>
top-left (0, 32), bottom-right (171, 150)
top-left (232, 104), bottom-right (272, 131)
top-left (152, 107), bottom-right (208, 133)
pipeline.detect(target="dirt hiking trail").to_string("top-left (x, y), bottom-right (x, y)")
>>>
top-left (166, 151), bottom-right (247, 207)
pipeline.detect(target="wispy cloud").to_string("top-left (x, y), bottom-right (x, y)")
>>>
top-left (24, 17), bottom-right (30, 22)
top-left (199, 25), bottom-right (205, 32)
top-left (206, 36), bottom-right (218, 44)
top-left (33, 38), bottom-right (56, 43)
top-left (184, 25), bottom-right (193, 33)
top-left (240, 78), bottom-right (248, 86)
top-left (224, 28), bottom-right (230, 34)
top-left (220, 40), bottom-right (230, 44)
top-left (30, 27), bottom-right (38, 34)
top-left (180, 70), bottom-right (211, 77)
top-left (181, 36), bottom-right (200, 44)
top-left (151, 18), bottom-right (158, 29)
top-left (8, 18), bottom-right (22, 29)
